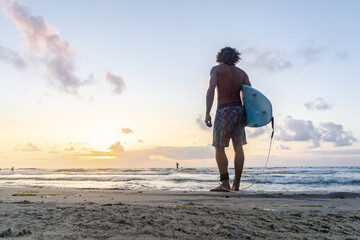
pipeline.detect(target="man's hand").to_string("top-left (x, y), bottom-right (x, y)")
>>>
top-left (205, 114), bottom-right (212, 128)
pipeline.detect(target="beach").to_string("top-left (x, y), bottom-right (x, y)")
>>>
top-left (0, 187), bottom-right (359, 239)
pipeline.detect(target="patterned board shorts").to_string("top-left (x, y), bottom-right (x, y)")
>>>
top-left (212, 102), bottom-right (247, 147)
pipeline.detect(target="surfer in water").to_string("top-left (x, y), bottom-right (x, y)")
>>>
top-left (205, 47), bottom-right (251, 191)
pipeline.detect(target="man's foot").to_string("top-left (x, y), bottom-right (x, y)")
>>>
top-left (210, 183), bottom-right (231, 192)
top-left (231, 180), bottom-right (240, 191)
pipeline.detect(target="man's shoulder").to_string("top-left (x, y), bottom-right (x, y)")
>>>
top-left (210, 65), bottom-right (220, 75)
top-left (210, 64), bottom-right (227, 72)
top-left (211, 65), bottom-right (247, 74)
top-left (234, 66), bottom-right (245, 72)
top-left (235, 67), bottom-right (248, 77)
top-left (211, 65), bottom-right (222, 70)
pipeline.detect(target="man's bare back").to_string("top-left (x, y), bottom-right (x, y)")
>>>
top-left (211, 64), bottom-right (251, 106)
top-left (205, 64), bottom-right (251, 128)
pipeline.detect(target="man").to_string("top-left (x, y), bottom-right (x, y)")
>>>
top-left (205, 47), bottom-right (251, 191)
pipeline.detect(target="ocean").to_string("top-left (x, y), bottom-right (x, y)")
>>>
top-left (0, 166), bottom-right (359, 192)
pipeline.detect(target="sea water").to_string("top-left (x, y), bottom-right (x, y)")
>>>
top-left (0, 167), bottom-right (359, 192)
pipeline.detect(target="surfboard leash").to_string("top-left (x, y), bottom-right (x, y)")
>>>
top-left (219, 117), bottom-right (274, 192)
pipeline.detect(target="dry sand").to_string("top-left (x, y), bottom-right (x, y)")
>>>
top-left (0, 187), bottom-right (359, 239)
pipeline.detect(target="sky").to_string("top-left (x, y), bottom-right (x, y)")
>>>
top-left (0, 0), bottom-right (359, 169)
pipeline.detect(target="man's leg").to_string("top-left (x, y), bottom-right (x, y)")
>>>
top-left (210, 147), bottom-right (230, 190)
top-left (232, 145), bottom-right (245, 191)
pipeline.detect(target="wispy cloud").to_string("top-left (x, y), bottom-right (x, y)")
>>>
top-left (302, 149), bottom-right (360, 155)
top-left (200, 80), bottom-right (208, 90)
top-left (64, 146), bottom-right (74, 151)
top-left (297, 44), bottom-right (326, 64)
top-left (277, 116), bottom-right (357, 148)
top-left (0, 45), bottom-right (26, 69)
top-left (149, 146), bottom-right (213, 160)
top-left (121, 128), bottom-right (133, 134)
top-left (335, 50), bottom-right (349, 60)
top-left (304, 98), bottom-right (333, 111)
top-left (106, 71), bottom-right (125, 94)
top-left (1, 0), bottom-right (92, 94)
top-left (21, 142), bottom-right (41, 152)
top-left (280, 145), bottom-right (291, 150)
top-left (243, 47), bottom-right (293, 72)
top-left (79, 142), bottom-right (213, 162)
top-left (242, 43), bottom-right (339, 71)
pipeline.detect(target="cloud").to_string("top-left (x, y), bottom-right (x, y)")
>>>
top-left (298, 44), bottom-right (326, 64)
top-left (79, 143), bottom-right (213, 162)
top-left (115, 145), bottom-right (213, 163)
top-left (277, 116), bottom-right (321, 148)
top-left (246, 128), bottom-right (265, 138)
top-left (121, 128), bottom-right (133, 134)
top-left (150, 146), bottom-right (213, 160)
top-left (76, 141), bottom-right (125, 158)
top-left (0, 45), bottom-right (26, 69)
top-left (64, 146), bottom-right (74, 151)
top-left (319, 122), bottom-right (357, 147)
top-left (304, 98), bottom-right (333, 111)
top-left (108, 141), bottom-right (125, 154)
top-left (302, 149), bottom-right (360, 155)
top-left (243, 44), bottom-right (340, 71)
top-left (1, 0), bottom-right (91, 94)
top-left (335, 50), bottom-right (349, 60)
top-left (243, 47), bottom-right (293, 72)
top-left (21, 142), bottom-right (41, 151)
top-left (138, 139), bottom-right (143, 143)
top-left (277, 116), bottom-right (357, 148)
top-left (106, 71), bottom-right (125, 94)
top-left (280, 145), bottom-right (291, 150)
top-left (196, 114), bottom-right (211, 131)
top-left (200, 80), bottom-right (208, 90)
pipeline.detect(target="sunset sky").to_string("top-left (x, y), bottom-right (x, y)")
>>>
top-left (1, 0), bottom-right (359, 169)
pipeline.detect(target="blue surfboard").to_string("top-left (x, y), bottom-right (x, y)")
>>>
top-left (242, 85), bottom-right (272, 128)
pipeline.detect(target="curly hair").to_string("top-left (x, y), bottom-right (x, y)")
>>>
top-left (216, 47), bottom-right (241, 66)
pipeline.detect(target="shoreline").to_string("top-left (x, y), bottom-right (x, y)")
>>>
top-left (1, 187), bottom-right (359, 239)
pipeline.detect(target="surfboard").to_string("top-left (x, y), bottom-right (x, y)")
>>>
top-left (242, 85), bottom-right (272, 128)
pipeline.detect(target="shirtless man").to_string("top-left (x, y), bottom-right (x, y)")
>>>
top-left (205, 47), bottom-right (251, 191)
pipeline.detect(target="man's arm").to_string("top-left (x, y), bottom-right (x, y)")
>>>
top-left (205, 67), bottom-right (217, 127)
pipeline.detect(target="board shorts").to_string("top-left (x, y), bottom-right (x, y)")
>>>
top-left (212, 102), bottom-right (247, 147)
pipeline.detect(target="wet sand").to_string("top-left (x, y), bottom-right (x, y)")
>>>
top-left (0, 187), bottom-right (359, 239)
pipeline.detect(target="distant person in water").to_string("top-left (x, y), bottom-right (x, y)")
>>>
top-left (176, 162), bottom-right (179, 170)
top-left (205, 47), bottom-right (251, 191)
top-left (11, 167), bottom-right (14, 171)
